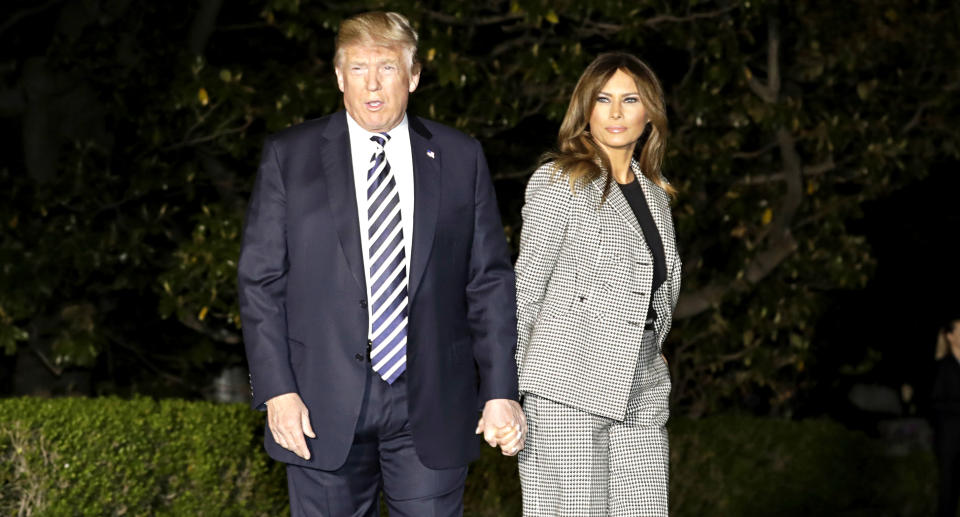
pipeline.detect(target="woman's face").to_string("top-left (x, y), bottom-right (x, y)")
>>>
top-left (949, 322), bottom-right (960, 350)
top-left (588, 69), bottom-right (648, 156)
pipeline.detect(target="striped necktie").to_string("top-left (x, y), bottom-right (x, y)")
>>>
top-left (366, 133), bottom-right (407, 383)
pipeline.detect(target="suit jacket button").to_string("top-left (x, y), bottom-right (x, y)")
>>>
top-left (355, 353), bottom-right (364, 362)
top-left (360, 299), bottom-right (367, 309)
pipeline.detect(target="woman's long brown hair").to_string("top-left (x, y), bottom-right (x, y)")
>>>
top-left (544, 52), bottom-right (674, 201)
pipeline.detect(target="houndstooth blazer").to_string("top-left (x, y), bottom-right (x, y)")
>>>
top-left (515, 160), bottom-right (681, 421)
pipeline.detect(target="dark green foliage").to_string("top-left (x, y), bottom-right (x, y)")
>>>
top-left (0, 397), bottom-right (287, 516)
top-left (0, 398), bottom-right (935, 516)
top-left (464, 444), bottom-right (523, 517)
top-left (2, 1), bottom-right (959, 411)
top-left (669, 415), bottom-right (935, 516)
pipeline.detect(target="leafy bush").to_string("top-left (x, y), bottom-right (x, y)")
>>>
top-left (0, 399), bottom-right (935, 516)
top-left (669, 415), bottom-right (935, 517)
top-left (0, 397), bottom-right (286, 516)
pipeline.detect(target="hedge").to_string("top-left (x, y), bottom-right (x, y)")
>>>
top-left (0, 398), bottom-right (935, 516)
top-left (668, 415), bottom-right (934, 516)
top-left (0, 397), bottom-right (286, 516)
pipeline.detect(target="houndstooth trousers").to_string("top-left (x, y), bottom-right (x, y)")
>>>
top-left (518, 328), bottom-right (670, 517)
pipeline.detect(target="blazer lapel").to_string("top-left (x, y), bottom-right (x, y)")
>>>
top-left (635, 164), bottom-right (678, 273)
top-left (319, 111), bottom-right (366, 292)
top-left (407, 115), bottom-right (440, 302)
top-left (590, 173), bottom-right (646, 244)
top-left (634, 165), bottom-right (678, 333)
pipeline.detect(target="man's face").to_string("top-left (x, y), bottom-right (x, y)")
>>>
top-left (335, 44), bottom-right (420, 133)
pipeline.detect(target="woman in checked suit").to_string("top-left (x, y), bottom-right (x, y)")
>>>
top-left (513, 52), bottom-right (681, 516)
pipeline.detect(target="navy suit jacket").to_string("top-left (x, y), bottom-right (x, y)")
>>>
top-left (237, 111), bottom-right (519, 470)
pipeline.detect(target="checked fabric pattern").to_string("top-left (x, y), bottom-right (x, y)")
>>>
top-left (519, 329), bottom-right (670, 517)
top-left (514, 160), bottom-right (681, 421)
top-left (366, 133), bottom-right (408, 384)
top-left (514, 160), bottom-right (680, 515)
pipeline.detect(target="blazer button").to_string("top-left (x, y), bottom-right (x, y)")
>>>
top-left (360, 299), bottom-right (368, 309)
top-left (355, 353), bottom-right (364, 362)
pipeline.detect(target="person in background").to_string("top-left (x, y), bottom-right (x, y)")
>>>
top-left (238, 11), bottom-right (524, 516)
top-left (512, 52), bottom-right (681, 516)
top-left (932, 317), bottom-right (960, 517)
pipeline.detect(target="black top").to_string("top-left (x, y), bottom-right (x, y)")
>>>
top-left (932, 356), bottom-right (960, 421)
top-left (618, 178), bottom-right (667, 294)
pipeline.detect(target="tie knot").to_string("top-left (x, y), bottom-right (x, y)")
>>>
top-left (370, 133), bottom-right (390, 148)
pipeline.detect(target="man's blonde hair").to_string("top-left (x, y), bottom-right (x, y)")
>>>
top-left (335, 11), bottom-right (420, 72)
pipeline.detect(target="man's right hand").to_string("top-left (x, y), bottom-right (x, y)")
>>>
top-left (266, 392), bottom-right (316, 460)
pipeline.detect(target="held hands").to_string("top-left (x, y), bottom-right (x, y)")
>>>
top-left (475, 398), bottom-right (527, 456)
top-left (265, 392), bottom-right (316, 460)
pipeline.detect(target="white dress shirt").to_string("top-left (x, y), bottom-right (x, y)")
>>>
top-left (345, 112), bottom-right (415, 336)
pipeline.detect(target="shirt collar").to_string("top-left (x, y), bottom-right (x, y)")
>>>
top-left (345, 111), bottom-right (408, 145)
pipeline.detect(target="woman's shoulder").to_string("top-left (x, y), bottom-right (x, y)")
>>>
top-left (937, 356), bottom-right (960, 368)
top-left (528, 160), bottom-right (562, 187)
top-left (525, 160), bottom-right (575, 204)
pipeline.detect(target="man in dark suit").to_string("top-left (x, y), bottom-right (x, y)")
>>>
top-left (237, 11), bottom-right (525, 516)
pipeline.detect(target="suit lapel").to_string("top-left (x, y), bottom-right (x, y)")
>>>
top-left (590, 172), bottom-right (647, 248)
top-left (407, 115), bottom-right (440, 302)
top-left (636, 174), bottom-right (666, 250)
top-left (319, 111), bottom-right (366, 292)
top-left (635, 163), bottom-right (677, 270)
top-left (634, 164), bottom-right (677, 331)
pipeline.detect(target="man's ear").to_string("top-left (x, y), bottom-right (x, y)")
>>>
top-left (408, 63), bottom-right (421, 93)
top-left (334, 66), bottom-right (345, 93)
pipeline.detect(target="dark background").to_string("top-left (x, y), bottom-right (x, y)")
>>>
top-left (1, 0), bottom-right (957, 430)
top-left (812, 166), bottom-right (960, 423)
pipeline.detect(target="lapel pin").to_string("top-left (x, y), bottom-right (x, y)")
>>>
top-left (426, 150), bottom-right (435, 159)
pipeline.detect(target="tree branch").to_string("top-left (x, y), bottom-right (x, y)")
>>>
top-left (744, 233), bottom-right (798, 284)
top-left (491, 35), bottom-right (539, 58)
top-left (769, 127), bottom-right (804, 235)
top-left (902, 78), bottom-right (960, 134)
top-left (0, 0), bottom-right (63, 39)
top-left (579, 4), bottom-right (736, 34)
top-left (163, 116), bottom-right (252, 151)
top-left (674, 283), bottom-right (729, 320)
top-left (644, 4), bottom-right (738, 27)
top-left (746, 17), bottom-right (780, 103)
top-left (678, 123), bottom-right (805, 320)
top-left (106, 332), bottom-right (189, 385)
top-left (177, 313), bottom-right (241, 344)
top-left (31, 347), bottom-right (63, 377)
top-left (675, 232), bottom-right (798, 320)
top-left (737, 158), bottom-right (835, 186)
top-left (732, 141), bottom-right (778, 159)
top-left (188, 0), bottom-right (224, 55)
top-left (423, 10), bottom-right (523, 26)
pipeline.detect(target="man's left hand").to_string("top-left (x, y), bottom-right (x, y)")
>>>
top-left (475, 398), bottom-right (526, 456)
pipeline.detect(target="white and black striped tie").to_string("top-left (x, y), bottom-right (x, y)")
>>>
top-left (366, 133), bottom-right (407, 383)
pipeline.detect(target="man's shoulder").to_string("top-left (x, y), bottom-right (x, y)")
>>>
top-left (409, 115), bottom-right (479, 150)
top-left (268, 112), bottom-right (345, 146)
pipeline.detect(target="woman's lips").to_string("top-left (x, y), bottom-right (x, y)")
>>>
top-left (605, 126), bottom-right (627, 133)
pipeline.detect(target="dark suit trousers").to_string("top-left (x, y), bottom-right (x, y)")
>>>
top-left (937, 419), bottom-right (960, 517)
top-left (286, 370), bottom-right (468, 517)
